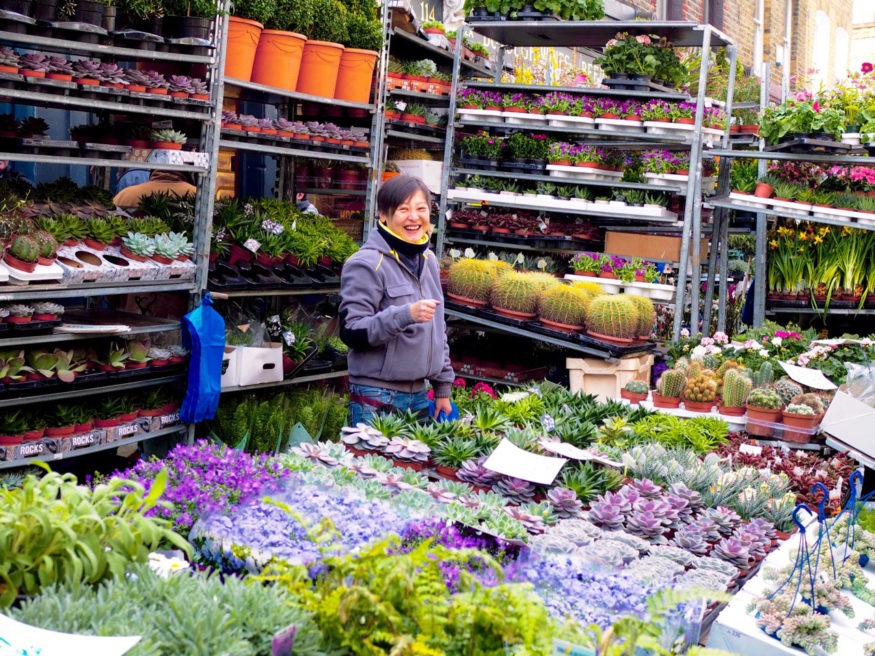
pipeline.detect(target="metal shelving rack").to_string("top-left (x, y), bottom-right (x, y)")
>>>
top-left (0, 5), bottom-right (228, 461)
top-left (437, 20), bottom-right (734, 351)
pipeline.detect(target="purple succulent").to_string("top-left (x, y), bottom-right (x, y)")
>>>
top-left (711, 537), bottom-right (752, 568)
top-left (493, 477), bottom-right (536, 504)
top-left (191, 77), bottom-right (208, 95)
top-left (98, 63), bottom-right (126, 84)
top-left (425, 483), bottom-right (457, 504)
top-left (664, 494), bottom-right (692, 522)
top-left (688, 517), bottom-right (722, 543)
top-left (222, 110), bottom-right (239, 124)
top-left (374, 472), bottom-right (414, 492)
top-left (601, 490), bottom-right (634, 515)
top-left (237, 114), bottom-right (259, 129)
top-left (504, 506), bottom-right (546, 534)
top-left (256, 117), bottom-right (275, 130)
top-left (670, 530), bottom-right (709, 555)
top-left (72, 59), bottom-right (102, 78)
top-left (124, 69), bottom-right (151, 87)
top-left (0, 47), bottom-right (19, 68)
top-left (588, 501), bottom-right (625, 530)
top-left (169, 75), bottom-right (194, 93)
top-left (630, 478), bottom-right (662, 499)
top-left (668, 481), bottom-right (702, 506)
top-left (144, 70), bottom-right (167, 89)
top-left (547, 487), bottom-right (583, 519)
top-left (626, 510), bottom-right (669, 543)
top-left (704, 506), bottom-right (742, 536)
top-left (291, 442), bottom-right (340, 467)
top-left (458, 495), bottom-right (482, 510)
top-left (747, 517), bottom-right (778, 540)
top-left (457, 457), bottom-right (501, 487)
top-left (634, 498), bottom-right (670, 516)
top-left (20, 53), bottom-right (49, 72)
top-left (46, 56), bottom-right (73, 75)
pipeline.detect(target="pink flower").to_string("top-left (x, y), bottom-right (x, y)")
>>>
top-left (862, 62), bottom-right (874, 74)
top-left (713, 331), bottom-right (728, 344)
top-left (453, 377), bottom-right (467, 388)
top-left (471, 382), bottom-right (497, 398)
top-left (813, 101), bottom-right (820, 112)
top-left (635, 34), bottom-right (651, 45)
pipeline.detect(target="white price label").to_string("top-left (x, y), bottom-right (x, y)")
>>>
top-left (394, 100), bottom-right (408, 112)
top-left (243, 238), bottom-right (261, 253)
top-left (282, 330), bottom-right (296, 346)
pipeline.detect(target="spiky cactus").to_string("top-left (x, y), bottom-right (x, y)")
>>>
top-left (773, 377), bottom-right (803, 406)
top-left (751, 361), bottom-right (774, 388)
top-left (626, 294), bottom-right (656, 338)
top-left (624, 380), bottom-right (649, 394)
top-left (656, 369), bottom-right (686, 398)
top-left (490, 271), bottom-right (542, 314)
top-left (584, 295), bottom-right (639, 340)
top-left (448, 259), bottom-right (498, 302)
top-left (674, 357), bottom-right (690, 375)
top-left (746, 387), bottom-right (782, 410)
top-left (790, 392), bottom-right (825, 415)
top-left (715, 359), bottom-right (740, 381)
top-left (538, 284), bottom-right (590, 326)
top-left (32, 230), bottom-right (58, 259)
top-left (8, 235), bottom-right (39, 263)
top-left (684, 374), bottom-right (717, 403)
top-left (722, 369), bottom-right (753, 407)
top-left (686, 360), bottom-right (703, 379)
top-left (702, 353), bottom-right (720, 370)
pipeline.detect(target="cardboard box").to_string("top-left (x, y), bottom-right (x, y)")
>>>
top-left (221, 345), bottom-right (240, 389)
top-left (237, 343), bottom-right (284, 387)
top-left (821, 390), bottom-right (875, 459)
top-left (391, 160), bottom-right (443, 194)
top-left (605, 231), bottom-right (709, 263)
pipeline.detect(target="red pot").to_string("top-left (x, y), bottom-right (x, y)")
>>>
top-left (46, 425), bottom-right (76, 438)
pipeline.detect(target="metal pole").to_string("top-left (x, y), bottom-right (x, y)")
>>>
top-left (716, 45), bottom-right (739, 333)
top-left (436, 23), bottom-right (465, 259)
top-left (753, 63), bottom-right (770, 327)
top-left (365, 1), bottom-right (393, 241)
top-left (673, 25), bottom-right (713, 340)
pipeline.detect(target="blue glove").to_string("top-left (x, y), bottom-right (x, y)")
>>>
top-left (428, 400), bottom-right (460, 422)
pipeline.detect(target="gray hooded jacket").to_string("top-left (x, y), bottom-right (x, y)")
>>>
top-left (339, 227), bottom-right (454, 398)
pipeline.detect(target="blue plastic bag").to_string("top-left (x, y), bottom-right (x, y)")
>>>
top-left (427, 400), bottom-right (460, 423)
top-left (180, 292), bottom-right (226, 422)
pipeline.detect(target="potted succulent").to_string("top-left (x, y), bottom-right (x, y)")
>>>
top-left (18, 52), bottom-right (48, 78)
top-left (84, 217), bottom-right (117, 250)
top-left (5, 234), bottom-right (40, 273)
top-left (781, 403), bottom-right (819, 443)
top-left (32, 301), bottom-right (64, 321)
top-left (32, 230), bottom-right (58, 264)
top-left (93, 396), bottom-right (126, 428)
top-left (537, 283), bottom-right (589, 332)
top-left (126, 123), bottom-right (154, 149)
top-left (746, 387), bottom-right (783, 437)
top-left (125, 341), bottom-right (151, 369)
top-left (653, 368), bottom-right (685, 408)
top-left (144, 70), bottom-right (169, 94)
top-left (168, 344), bottom-right (189, 365)
top-left (584, 295), bottom-right (638, 344)
top-left (148, 346), bottom-right (172, 367)
top-left (121, 232), bottom-right (156, 262)
top-left (190, 77), bottom-right (209, 101)
top-left (72, 59), bottom-right (102, 86)
top-left (45, 404), bottom-right (82, 437)
top-left (124, 69), bottom-right (151, 93)
top-left (0, 410), bottom-right (27, 446)
top-left (152, 128), bottom-right (187, 150)
top-left (718, 368), bottom-right (752, 416)
top-left (683, 374), bottom-right (717, 413)
top-left (0, 47), bottom-right (19, 74)
top-left (5, 304), bottom-right (34, 324)
top-left (446, 258), bottom-right (500, 308)
top-left (99, 63), bottom-right (127, 88)
top-left (46, 56), bottom-right (74, 81)
top-left (621, 379), bottom-right (649, 404)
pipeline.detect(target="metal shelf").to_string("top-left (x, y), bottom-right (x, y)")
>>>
top-left (298, 187), bottom-right (367, 197)
top-left (709, 149), bottom-right (874, 165)
top-left (223, 77), bottom-right (375, 110)
top-left (0, 314), bottom-right (180, 348)
top-left (709, 197), bottom-right (875, 233)
top-left (0, 29), bottom-right (214, 63)
top-left (0, 424), bottom-right (186, 471)
top-left (0, 151), bottom-right (207, 172)
top-left (452, 167), bottom-right (684, 193)
top-left (221, 369), bottom-right (347, 393)
top-left (385, 128), bottom-right (446, 144)
top-left (765, 306), bottom-right (875, 316)
top-left (208, 286), bottom-right (340, 298)
top-left (466, 20), bottom-right (732, 48)
top-left (0, 279), bottom-right (196, 302)
top-left (445, 235), bottom-right (592, 255)
top-left (445, 307), bottom-right (649, 360)
top-left (464, 80), bottom-right (690, 101)
top-left (0, 373), bottom-right (184, 409)
top-left (390, 28), bottom-right (494, 76)
top-left (453, 371), bottom-right (523, 387)
top-left (389, 88), bottom-right (451, 104)
top-left (218, 137), bottom-right (371, 164)
top-left (455, 118), bottom-right (698, 146)
top-left (447, 191), bottom-right (681, 223)
top-left (0, 85), bottom-right (212, 121)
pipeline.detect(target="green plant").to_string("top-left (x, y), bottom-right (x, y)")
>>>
top-left (722, 369), bottom-right (752, 407)
top-left (751, 361), bottom-right (775, 388)
top-left (656, 369), bottom-right (686, 398)
top-left (229, 0), bottom-right (277, 24)
top-left (624, 380), bottom-right (648, 394)
top-left (684, 374), bottom-right (717, 403)
top-left (95, 395), bottom-right (127, 420)
top-left (0, 410), bottom-right (28, 437)
top-left (8, 234), bottom-right (39, 263)
top-left (746, 387), bottom-right (782, 410)
top-left (773, 377), bottom-right (804, 406)
top-left (538, 283), bottom-right (589, 326)
top-left (784, 403), bottom-right (815, 416)
top-left (584, 295), bottom-right (638, 341)
top-left (85, 217), bottom-right (118, 244)
top-left (31, 230), bottom-right (58, 259)
top-left (489, 270), bottom-right (542, 314)
top-left (127, 340), bottom-right (151, 364)
top-left (151, 128), bottom-right (187, 145)
top-left (432, 437), bottom-right (480, 469)
top-left (0, 468), bottom-right (189, 606)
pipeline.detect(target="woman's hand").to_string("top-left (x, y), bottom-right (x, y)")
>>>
top-left (433, 396), bottom-right (452, 419)
top-left (409, 299), bottom-right (441, 322)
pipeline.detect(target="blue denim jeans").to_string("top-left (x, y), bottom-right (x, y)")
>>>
top-left (348, 383), bottom-right (430, 426)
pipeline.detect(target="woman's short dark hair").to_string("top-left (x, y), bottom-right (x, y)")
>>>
top-left (377, 175), bottom-right (432, 218)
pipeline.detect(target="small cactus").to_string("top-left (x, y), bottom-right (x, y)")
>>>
top-left (773, 377), bottom-right (804, 406)
top-left (656, 369), bottom-right (687, 398)
top-left (746, 387), bottom-right (782, 410)
top-left (702, 353), bottom-right (720, 370)
top-left (32, 230), bottom-right (58, 259)
top-left (538, 284), bottom-right (590, 326)
top-left (784, 403), bottom-right (815, 416)
top-left (585, 295), bottom-right (639, 341)
top-left (624, 380), bottom-right (649, 394)
top-left (9, 235), bottom-right (39, 263)
top-left (715, 359), bottom-right (740, 381)
top-left (686, 360), bottom-right (704, 379)
top-left (674, 357), bottom-right (690, 375)
top-left (684, 374), bottom-right (717, 403)
top-left (722, 369), bottom-right (753, 407)
top-left (790, 393), bottom-right (825, 415)
top-left (625, 294), bottom-right (656, 338)
top-left (751, 361), bottom-right (774, 388)
top-left (490, 271), bottom-right (543, 314)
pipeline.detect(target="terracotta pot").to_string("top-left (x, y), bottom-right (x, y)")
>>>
top-left (0, 434), bottom-right (24, 446)
top-left (4, 250), bottom-right (37, 273)
top-left (587, 330), bottom-right (633, 345)
top-left (539, 318), bottom-right (583, 333)
top-left (492, 306), bottom-right (537, 320)
top-left (251, 29), bottom-right (306, 91)
top-left (754, 182), bottom-right (774, 198)
top-left (746, 405), bottom-right (781, 437)
top-left (446, 292), bottom-right (487, 309)
top-left (45, 425), bottom-right (76, 437)
top-left (23, 427), bottom-right (45, 441)
top-left (152, 141), bottom-right (182, 150)
top-left (717, 404), bottom-right (746, 417)
top-left (75, 421), bottom-right (94, 432)
top-left (781, 411), bottom-right (818, 443)
top-left (334, 47), bottom-right (378, 103)
top-left (435, 464), bottom-right (459, 481)
top-left (684, 399), bottom-right (714, 413)
top-left (84, 237), bottom-right (106, 251)
top-left (94, 417), bottom-right (121, 428)
top-left (620, 389), bottom-right (648, 404)
top-left (652, 393), bottom-right (682, 409)
top-left (6, 315), bottom-right (32, 324)
top-left (121, 246), bottom-right (148, 262)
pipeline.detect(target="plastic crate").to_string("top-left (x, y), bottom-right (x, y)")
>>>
top-left (566, 354), bottom-right (654, 402)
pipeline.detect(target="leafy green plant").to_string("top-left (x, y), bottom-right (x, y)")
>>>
top-left (0, 468), bottom-right (189, 606)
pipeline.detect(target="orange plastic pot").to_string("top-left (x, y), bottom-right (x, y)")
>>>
top-left (224, 16), bottom-right (263, 82)
top-left (296, 40), bottom-right (344, 98)
top-left (334, 47), bottom-right (378, 103)
top-left (251, 29), bottom-right (306, 91)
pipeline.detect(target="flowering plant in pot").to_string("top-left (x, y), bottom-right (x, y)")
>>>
top-left (570, 251), bottom-right (600, 276)
top-left (455, 87), bottom-right (484, 109)
top-left (638, 98), bottom-right (672, 122)
top-left (594, 32), bottom-right (664, 80)
top-left (745, 386), bottom-right (783, 437)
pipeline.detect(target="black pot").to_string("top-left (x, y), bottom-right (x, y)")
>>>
top-left (34, 0), bottom-right (57, 21)
top-left (163, 15), bottom-right (212, 40)
top-left (73, 0), bottom-right (105, 27)
top-left (0, 0), bottom-right (31, 16)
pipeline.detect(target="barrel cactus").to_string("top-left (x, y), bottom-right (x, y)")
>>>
top-left (790, 392), bottom-right (825, 415)
top-left (584, 295), bottom-right (639, 341)
top-left (722, 369), bottom-right (753, 407)
top-left (448, 259), bottom-right (502, 303)
top-left (8, 235), bottom-right (39, 263)
top-left (571, 280), bottom-right (603, 296)
top-left (32, 230), bottom-right (58, 259)
top-left (625, 294), bottom-right (655, 338)
top-left (624, 380), bottom-right (649, 394)
top-left (773, 378), bottom-right (804, 406)
top-left (490, 271), bottom-right (542, 314)
top-left (538, 283), bottom-right (590, 326)
top-left (656, 369), bottom-right (686, 398)
top-left (684, 374), bottom-right (717, 403)
top-left (746, 387), bottom-right (782, 410)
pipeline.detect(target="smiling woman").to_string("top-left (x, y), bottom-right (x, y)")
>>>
top-left (339, 175), bottom-right (455, 425)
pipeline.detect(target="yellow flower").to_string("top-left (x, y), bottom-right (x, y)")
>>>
top-left (813, 235), bottom-right (823, 244)
top-left (769, 239), bottom-right (778, 249)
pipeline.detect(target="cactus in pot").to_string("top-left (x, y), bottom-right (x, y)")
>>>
top-left (684, 374), bottom-right (717, 411)
top-left (7, 235), bottom-right (39, 266)
top-left (654, 369), bottom-right (686, 407)
top-left (720, 369), bottom-right (752, 414)
top-left (790, 393), bottom-right (825, 415)
top-left (584, 295), bottom-right (639, 343)
top-left (747, 387), bottom-right (782, 410)
top-left (490, 271), bottom-right (542, 316)
top-left (537, 284), bottom-right (590, 329)
top-left (751, 361), bottom-right (774, 388)
top-left (621, 379), bottom-right (649, 403)
top-left (32, 230), bottom-right (58, 261)
top-left (447, 259), bottom-right (504, 306)
top-left (782, 402), bottom-right (819, 443)
top-left (625, 294), bottom-right (656, 339)
top-left (746, 386), bottom-right (783, 437)
top-left (773, 377), bottom-right (804, 406)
